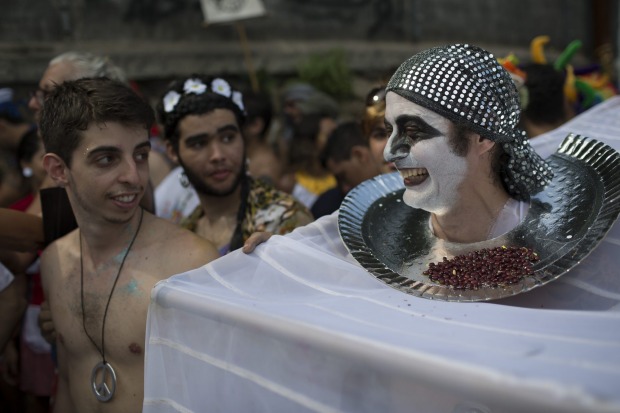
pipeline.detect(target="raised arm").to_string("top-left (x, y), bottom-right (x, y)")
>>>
top-left (0, 270), bottom-right (27, 353)
top-left (0, 208), bottom-right (44, 252)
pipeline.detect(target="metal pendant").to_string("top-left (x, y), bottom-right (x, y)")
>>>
top-left (91, 361), bottom-right (117, 402)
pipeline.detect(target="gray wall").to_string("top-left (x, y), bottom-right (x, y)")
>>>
top-left (0, 0), bottom-right (593, 85)
top-left (0, 0), bottom-right (618, 108)
top-left (1, 0), bottom-right (590, 44)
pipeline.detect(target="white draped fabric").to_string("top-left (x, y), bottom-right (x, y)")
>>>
top-left (144, 97), bottom-right (620, 413)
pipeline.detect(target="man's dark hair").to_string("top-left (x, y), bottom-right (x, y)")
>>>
top-left (450, 121), bottom-right (507, 189)
top-left (320, 121), bottom-right (368, 168)
top-left (39, 78), bottom-right (154, 167)
top-left (521, 63), bottom-right (567, 125)
top-left (286, 113), bottom-right (323, 173)
top-left (156, 75), bottom-right (246, 151)
top-left (243, 91), bottom-right (273, 141)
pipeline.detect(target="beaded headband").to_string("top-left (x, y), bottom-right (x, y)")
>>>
top-left (386, 44), bottom-right (553, 201)
top-left (162, 77), bottom-right (244, 114)
top-left (158, 76), bottom-right (246, 141)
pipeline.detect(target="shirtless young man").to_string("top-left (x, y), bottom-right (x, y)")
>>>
top-left (39, 78), bottom-right (219, 412)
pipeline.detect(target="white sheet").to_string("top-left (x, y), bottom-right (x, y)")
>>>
top-left (144, 97), bottom-right (620, 413)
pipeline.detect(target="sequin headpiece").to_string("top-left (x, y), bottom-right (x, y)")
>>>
top-left (386, 44), bottom-right (553, 201)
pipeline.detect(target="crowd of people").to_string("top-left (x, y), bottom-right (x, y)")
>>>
top-left (0, 36), bottom-right (617, 412)
top-left (0, 48), bottom-right (395, 413)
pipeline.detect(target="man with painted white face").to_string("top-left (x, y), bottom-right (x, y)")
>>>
top-left (382, 44), bottom-right (553, 243)
top-left (244, 44), bottom-right (553, 250)
top-left (146, 45), bottom-right (620, 412)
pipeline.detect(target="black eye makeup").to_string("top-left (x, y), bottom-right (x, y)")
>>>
top-left (395, 115), bottom-right (443, 141)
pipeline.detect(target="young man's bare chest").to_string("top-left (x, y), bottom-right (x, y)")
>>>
top-left (50, 251), bottom-right (157, 360)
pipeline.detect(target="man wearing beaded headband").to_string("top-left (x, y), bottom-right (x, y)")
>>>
top-left (39, 78), bottom-right (219, 412)
top-left (157, 75), bottom-right (313, 255)
top-left (383, 44), bottom-right (553, 243)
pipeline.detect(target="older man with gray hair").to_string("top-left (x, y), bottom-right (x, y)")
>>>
top-left (28, 51), bottom-right (127, 122)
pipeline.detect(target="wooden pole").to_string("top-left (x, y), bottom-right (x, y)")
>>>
top-left (235, 21), bottom-right (260, 93)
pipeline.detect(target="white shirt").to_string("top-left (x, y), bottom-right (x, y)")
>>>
top-left (154, 166), bottom-right (200, 224)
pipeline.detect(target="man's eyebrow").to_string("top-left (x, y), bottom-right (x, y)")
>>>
top-left (135, 141), bottom-right (151, 151)
top-left (217, 124), bottom-right (240, 134)
top-left (395, 115), bottom-right (443, 137)
top-left (184, 124), bottom-right (240, 143)
top-left (86, 146), bottom-right (122, 159)
top-left (86, 140), bottom-right (151, 159)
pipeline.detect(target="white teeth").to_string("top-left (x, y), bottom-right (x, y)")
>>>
top-left (115, 194), bottom-right (136, 203)
top-left (399, 168), bottom-right (428, 178)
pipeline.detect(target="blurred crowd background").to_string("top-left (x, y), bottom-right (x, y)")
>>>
top-left (1, 0), bottom-right (618, 105)
top-left (0, 1), bottom-right (619, 411)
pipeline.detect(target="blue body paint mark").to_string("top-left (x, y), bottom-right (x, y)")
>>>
top-left (122, 279), bottom-right (142, 296)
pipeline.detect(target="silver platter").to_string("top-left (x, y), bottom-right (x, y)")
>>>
top-left (338, 134), bottom-right (620, 302)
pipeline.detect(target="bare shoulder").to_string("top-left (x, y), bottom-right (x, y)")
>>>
top-left (40, 229), bottom-right (79, 292)
top-left (141, 212), bottom-right (219, 276)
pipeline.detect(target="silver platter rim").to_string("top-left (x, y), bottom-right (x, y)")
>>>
top-left (338, 134), bottom-right (620, 302)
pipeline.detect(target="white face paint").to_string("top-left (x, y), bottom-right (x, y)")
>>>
top-left (384, 92), bottom-right (469, 214)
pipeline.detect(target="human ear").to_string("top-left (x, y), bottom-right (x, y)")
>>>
top-left (351, 146), bottom-right (370, 163)
top-left (472, 134), bottom-right (495, 156)
top-left (42, 153), bottom-right (68, 188)
top-left (165, 140), bottom-right (179, 163)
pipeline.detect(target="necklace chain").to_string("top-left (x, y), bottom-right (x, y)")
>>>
top-left (80, 208), bottom-right (144, 363)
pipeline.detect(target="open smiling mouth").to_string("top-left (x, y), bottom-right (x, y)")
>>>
top-left (399, 168), bottom-right (429, 186)
top-left (111, 192), bottom-right (143, 208)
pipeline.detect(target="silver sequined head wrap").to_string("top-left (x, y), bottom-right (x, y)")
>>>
top-left (386, 44), bottom-right (553, 201)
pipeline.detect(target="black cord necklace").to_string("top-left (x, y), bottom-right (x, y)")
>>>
top-left (80, 207), bottom-right (144, 402)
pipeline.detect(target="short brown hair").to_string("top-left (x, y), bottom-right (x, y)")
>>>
top-left (39, 77), bottom-right (154, 166)
top-left (449, 121), bottom-right (506, 188)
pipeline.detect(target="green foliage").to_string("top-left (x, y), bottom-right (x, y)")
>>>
top-left (296, 49), bottom-right (354, 101)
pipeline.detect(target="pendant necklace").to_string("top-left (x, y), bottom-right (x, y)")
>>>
top-left (80, 208), bottom-right (144, 402)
